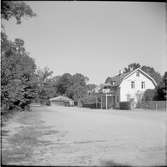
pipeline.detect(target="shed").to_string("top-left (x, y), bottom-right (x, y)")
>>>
top-left (49, 96), bottom-right (74, 106)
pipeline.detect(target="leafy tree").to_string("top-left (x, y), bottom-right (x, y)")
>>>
top-left (55, 73), bottom-right (89, 104)
top-left (36, 67), bottom-right (57, 103)
top-left (1, 1), bottom-right (36, 24)
top-left (154, 72), bottom-right (167, 100)
top-left (1, 36), bottom-right (37, 111)
top-left (66, 73), bottom-right (89, 103)
top-left (87, 84), bottom-right (97, 92)
top-left (105, 77), bottom-right (112, 84)
top-left (36, 67), bottom-right (53, 84)
top-left (1, 1), bottom-right (37, 111)
top-left (141, 66), bottom-right (162, 85)
top-left (142, 89), bottom-right (156, 101)
top-left (56, 73), bottom-right (73, 95)
top-left (123, 63), bottom-right (141, 73)
top-left (66, 84), bottom-right (88, 103)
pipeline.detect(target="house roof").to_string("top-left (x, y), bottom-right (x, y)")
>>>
top-left (50, 96), bottom-right (74, 102)
top-left (108, 71), bottom-right (131, 86)
top-left (107, 68), bottom-right (157, 87)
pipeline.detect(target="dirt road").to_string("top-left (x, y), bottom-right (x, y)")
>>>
top-left (2, 106), bottom-right (167, 166)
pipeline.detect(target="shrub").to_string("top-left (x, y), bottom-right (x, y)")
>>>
top-left (142, 89), bottom-right (156, 101)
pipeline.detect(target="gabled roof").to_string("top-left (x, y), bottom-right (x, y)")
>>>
top-left (107, 71), bottom-right (131, 86)
top-left (108, 68), bottom-right (157, 87)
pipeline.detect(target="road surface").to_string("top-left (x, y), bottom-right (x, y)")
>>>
top-left (2, 105), bottom-right (167, 166)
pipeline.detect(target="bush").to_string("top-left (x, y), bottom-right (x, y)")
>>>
top-left (142, 89), bottom-right (156, 101)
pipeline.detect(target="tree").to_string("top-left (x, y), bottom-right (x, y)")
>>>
top-left (66, 73), bottom-right (89, 103)
top-left (1, 1), bottom-right (36, 24)
top-left (66, 84), bottom-right (88, 103)
top-left (55, 73), bottom-right (89, 104)
top-left (154, 72), bottom-right (167, 100)
top-left (56, 73), bottom-right (73, 95)
top-left (105, 77), bottom-right (112, 84)
top-left (1, 1), bottom-right (37, 111)
top-left (123, 63), bottom-right (141, 73)
top-left (141, 66), bottom-right (162, 85)
top-left (36, 67), bottom-right (57, 103)
top-left (36, 67), bottom-right (53, 84)
top-left (142, 89), bottom-right (156, 101)
top-left (87, 84), bottom-right (97, 92)
top-left (1, 37), bottom-right (37, 111)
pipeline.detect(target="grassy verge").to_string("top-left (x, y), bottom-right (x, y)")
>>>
top-left (1, 109), bottom-right (24, 127)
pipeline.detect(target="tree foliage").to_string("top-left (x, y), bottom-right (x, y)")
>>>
top-left (141, 65), bottom-right (162, 85)
top-left (36, 67), bottom-right (57, 103)
top-left (1, 1), bottom-right (37, 112)
top-left (154, 72), bottom-right (167, 100)
top-left (87, 84), bottom-right (97, 92)
top-left (142, 89), bottom-right (156, 101)
top-left (105, 77), bottom-right (112, 84)
top-left (1, 1), bottom-right (36, 24)
top-left (1, 36), bottom-right (37, 111)
top-left (123, 63), bottom-right (141, 73)
top-left (55, 73), bottom-right (89, 103)
top-left (56, 73), bottom-right (73, 95)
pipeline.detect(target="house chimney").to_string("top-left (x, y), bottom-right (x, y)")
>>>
top-left (119, 69), bottom-right (123, 75)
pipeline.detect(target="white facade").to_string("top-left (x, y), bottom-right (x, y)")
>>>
top-left (119, 69), bottom-right (156, 103)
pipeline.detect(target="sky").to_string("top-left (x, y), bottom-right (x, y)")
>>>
top-left (3, 1), bottom-right (166, 85)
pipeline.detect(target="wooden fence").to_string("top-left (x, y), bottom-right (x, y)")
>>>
top-left (137, 101), bottom-right (166, 111)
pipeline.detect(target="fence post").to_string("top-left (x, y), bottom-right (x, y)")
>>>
top-left (155, 103), bottom-right (158, 111)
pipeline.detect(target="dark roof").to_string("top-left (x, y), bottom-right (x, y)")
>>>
top-left (107, 68), bottom-right (157, 87)
top-left (108, 71), bottom-right (131, 86)
top-left (50, 96), bottom-right (74, 102)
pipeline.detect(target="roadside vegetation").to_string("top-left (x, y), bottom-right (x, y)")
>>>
top-left (1, 2), bottom-right (166, 120)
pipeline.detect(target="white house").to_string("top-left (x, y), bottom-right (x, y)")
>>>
top-left (104, 68), bottom-right (157, 108)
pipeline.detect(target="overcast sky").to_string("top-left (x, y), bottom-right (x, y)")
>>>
top-left (4, 1), bottom-right (166, 84)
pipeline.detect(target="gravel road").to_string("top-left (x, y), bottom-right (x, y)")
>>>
top-left (2, 105), bottom-right (167, 166)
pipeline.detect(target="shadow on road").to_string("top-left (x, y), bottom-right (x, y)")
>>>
top-left (100, 160), bottom-right (132, 167)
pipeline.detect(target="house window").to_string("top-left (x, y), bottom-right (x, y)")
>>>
top-left (136, 71), bottom-right (140, 77)
top-left (131, 81), bottom-right (135, 89)
top-left (141, 81), bottom-right (145, 89)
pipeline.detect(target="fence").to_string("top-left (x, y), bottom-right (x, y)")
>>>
top-left (137, 101), bottom-right (166, 111)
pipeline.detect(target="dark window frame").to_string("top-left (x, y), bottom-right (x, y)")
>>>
top-left (131, 81), bottom-right (135, 89)
top-left (141, 81), bottom-right (145, 89)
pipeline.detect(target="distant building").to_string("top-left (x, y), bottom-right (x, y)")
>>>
top-left (102, 68), bottom-right (157, 108)
top-left (49, 96), bottom-right (74, 107)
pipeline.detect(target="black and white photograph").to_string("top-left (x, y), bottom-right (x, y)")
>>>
top-left (1, 1), bottom-right (167, 166)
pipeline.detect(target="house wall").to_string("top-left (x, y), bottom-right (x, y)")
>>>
top-left (120, 70), bottom-right (156, 103)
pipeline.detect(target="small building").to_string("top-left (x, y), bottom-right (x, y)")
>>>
top-left (49, 96), bottom-right (74, 107)
top-left (102, 68), bottom-right (157, 109)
